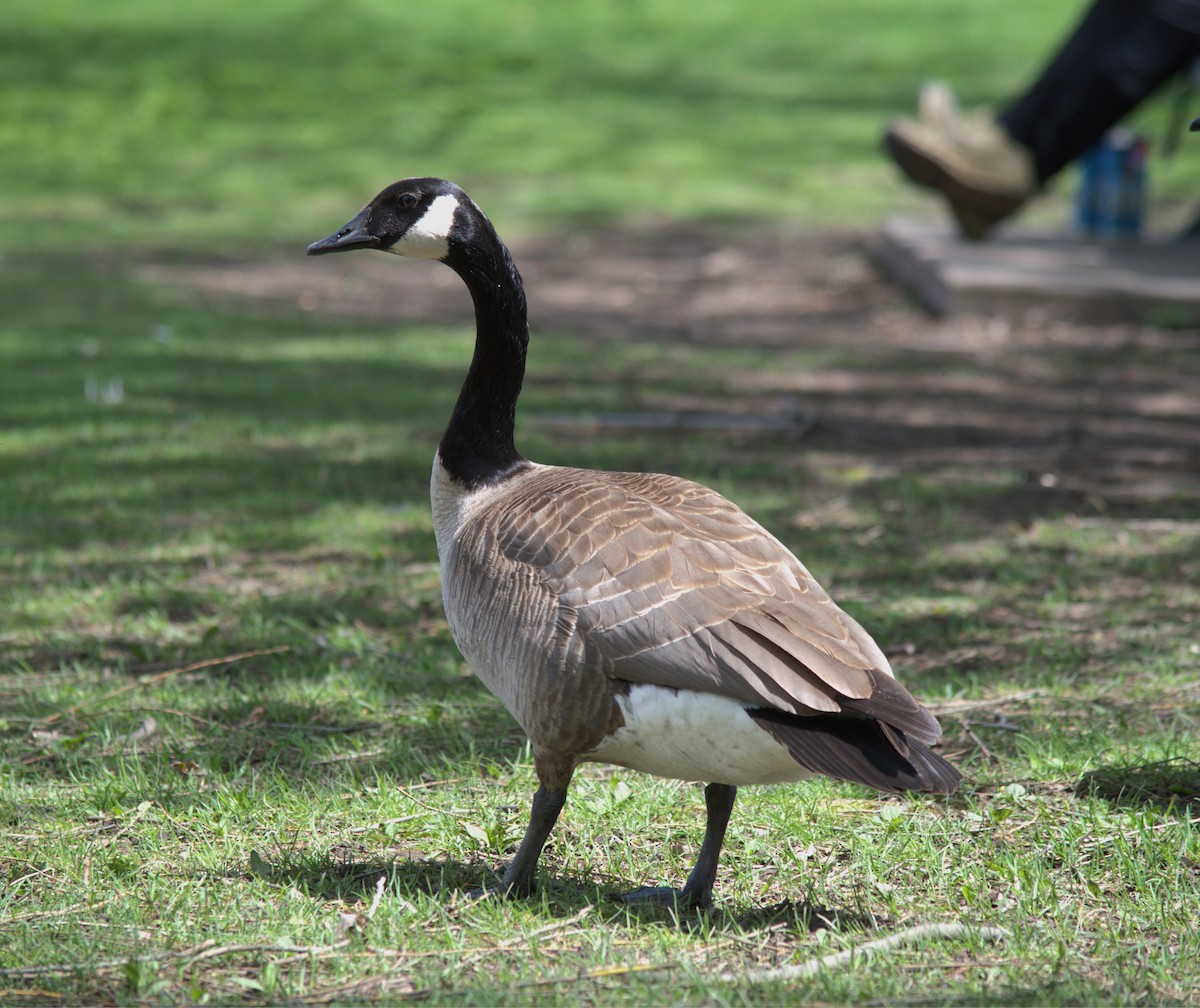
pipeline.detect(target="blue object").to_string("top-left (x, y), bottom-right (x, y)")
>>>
top-left (1075, 129), bottom-right (1147, 241)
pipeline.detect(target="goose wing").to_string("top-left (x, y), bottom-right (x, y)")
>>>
top-left (487, 467), bottom-right (941, 744)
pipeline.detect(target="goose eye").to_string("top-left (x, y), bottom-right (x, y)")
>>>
top-left (398, 192), bottom-right (419, 209)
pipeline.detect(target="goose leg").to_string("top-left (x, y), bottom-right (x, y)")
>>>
top-left (615, 782), bottom-right (737, 910)
top-left (470, 783), bottom-right (568, 898)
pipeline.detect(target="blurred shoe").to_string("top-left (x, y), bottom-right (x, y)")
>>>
top-left (917, 80), bottom-right (962, 131)
top-left (918, 81), bottom-right (1006, 145)
top-left (885, 87), bottom-right (1036, 240)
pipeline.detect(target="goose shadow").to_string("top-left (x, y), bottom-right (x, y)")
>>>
top-left (243, 842), bottom-right (871, 935)
top-left (238, 844), bottom-right (498, 904)
top-left (1075, 756), bottom-right (1200, 813)
top-left (240, 847), bottom-right (637, 914)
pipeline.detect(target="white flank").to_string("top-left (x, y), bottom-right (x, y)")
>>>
top-left (587, 685), bottom-right (814, 786)
top-left (390, 193), bottom-right (459, 260)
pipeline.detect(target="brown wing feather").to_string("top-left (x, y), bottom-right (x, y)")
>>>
top-left (482, 466), bottom-right (940, 738)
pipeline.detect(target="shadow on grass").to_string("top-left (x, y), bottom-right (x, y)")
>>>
top-left (724, 897), bottom-right (869, 934)
top-left (4, 668), bottom-right (527, 797)
top-left (1076, 757), bottom-right (1200, 814)
top-left (245, 842), bottom-right (872, 933)
top-left (237, 842), bottom-right (638, 912)
top-left (6, 253), bottom-right (1199, 711)
top-left (189, 695), bottom-right (525, 783)
top-left (243, 843), bottom-right (498, 903)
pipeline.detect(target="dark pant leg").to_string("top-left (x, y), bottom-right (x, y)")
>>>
top-left (998, 0), bottom-right (1200, 184)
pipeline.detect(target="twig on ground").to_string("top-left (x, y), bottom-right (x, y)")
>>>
top-left (959, 722), bottom-right (995, 762)
top-left (38, 646), bottom-right (292, 726)
top-left (0, 903), bottom-right (89, 924)
top-left (347, 813), bottom-right (423, 835)
top-left (1066, 517), bottom-right (1200, 532)
top-left (184, 939), bottom-right (351, 968)
top-left (0, 958), bottom-right (157, 980)
top-left (455, 906), bottom-right (594, 972)
top-left (313, 749), bottom-right (387, 766)
top-left (930, 690), bottom-right (1045, 717)
top-left (514, 920), bottom-right (1005, 993)
top-left (391, 783), bottom-right (467, 816)
top-left (89, 799), bottom-right (155, 850)
top-left (366, 875), bottom-right (387, 919)
top-left (967, 714), bottom-right (1023, 732)
top-left (729, 922), bottom-right (1008, 983)
top-left (0, 934), bottom-right (362, 981)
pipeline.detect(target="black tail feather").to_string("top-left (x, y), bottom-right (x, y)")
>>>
top-left (841, 672), bottom-right (944, 746)
top-left (748, 708), bottom-right (960, 795)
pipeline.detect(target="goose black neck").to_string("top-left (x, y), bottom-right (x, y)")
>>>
top-left (438, 215), bottom-right (530, 489)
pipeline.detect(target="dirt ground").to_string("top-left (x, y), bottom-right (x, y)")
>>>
top-left (137, 223), bottom-right (1200, 514)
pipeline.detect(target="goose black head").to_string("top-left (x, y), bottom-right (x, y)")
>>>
top-left (307, 178), bottom-right (467, 261)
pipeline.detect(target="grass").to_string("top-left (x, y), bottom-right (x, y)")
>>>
top-left (4, 0), bottom-right (1200, 1003)
top-left (3, 246), bottom-right (1199, 1004)
top-left (3, 0), bottom-right (1197, 251)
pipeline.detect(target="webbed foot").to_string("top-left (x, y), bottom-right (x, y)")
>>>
top-left (460, 783), bottom-right (567, 903)
top-left (612, 884), bottom-right (709, 910)
top-left (611, 783), bottom-right (737, 912)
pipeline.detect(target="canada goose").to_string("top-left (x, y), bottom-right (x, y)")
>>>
top-left (308, 178), bottom-right (960, 909)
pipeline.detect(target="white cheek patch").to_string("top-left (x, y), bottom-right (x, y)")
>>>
top-left (389, 192), bottom-right (459, 260)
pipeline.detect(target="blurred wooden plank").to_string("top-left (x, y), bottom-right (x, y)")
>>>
top-left (871, 216), bottom-right (1200, 323)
